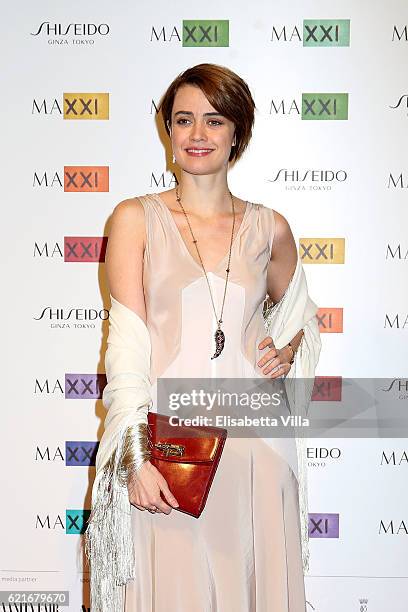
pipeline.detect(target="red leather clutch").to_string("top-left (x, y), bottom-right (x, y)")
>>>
top-left (147, 411), bottom-right (227, 518)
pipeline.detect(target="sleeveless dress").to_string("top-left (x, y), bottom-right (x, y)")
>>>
top-left (124, 192), bottom-right (306, 612)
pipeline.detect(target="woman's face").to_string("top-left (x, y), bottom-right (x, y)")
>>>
top-left (169, 84), bottom-right (236, 175)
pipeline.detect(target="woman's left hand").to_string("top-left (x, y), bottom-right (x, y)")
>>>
top-left (257, 336), bottom-right (292, 378)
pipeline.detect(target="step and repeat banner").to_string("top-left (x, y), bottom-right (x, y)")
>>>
top-left (2, 1), bottom-right (408, 611)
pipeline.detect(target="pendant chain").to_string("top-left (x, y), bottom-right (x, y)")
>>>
top-left (175, 185), bottom-right (235, 332)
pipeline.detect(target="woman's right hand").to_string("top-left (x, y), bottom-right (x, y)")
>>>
top-left (127, 460), bottom-right (179, 514)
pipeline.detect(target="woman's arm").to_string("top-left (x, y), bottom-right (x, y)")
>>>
top-left (258, 211), bottom-right (304, 374)
top-left (105, 198), bottom-right (179, 514)
top-left (266, 210), bottom-right (298, 306)
top-left (105, 197), bottom-right (147, 319)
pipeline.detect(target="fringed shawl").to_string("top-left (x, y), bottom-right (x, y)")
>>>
top-left (85, 255), bottom-right (321, 611)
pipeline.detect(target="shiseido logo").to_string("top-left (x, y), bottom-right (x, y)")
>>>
top-left (30, 22), bottom-right (109, 46)
top-left (381, 379), bottom-right (408, 399)
top-left (389, 94), bottom-right (408, 113)
top-left (267, 168), bottom-right (347, 191)
top-left (379, 519), bottom-right (408, 534)
top-left (150, 20), bottom-right (229, 46)
top-left (388, 173), bottom-right (408, 188)
top-left (270, 19), bottom-right (350, 47)
top-left (386, 244), bottom-right (408, 259)
top-left (269, 93), bottom-right (348, 119)
top-left (32, 93), bottom-right (109, 119)
top-left (309, 513), bottom-right (339, 538)
top-left (384, 314), bottom-right (408, 329)
top-left (33, 167), bottom-right (109, 191)
top-left (392, 26), bottom-right (408, 41)
top-left (35, 442), bottom-right (98, 466)
top-left (33, 307), bottom-right (109, 328)
top-left (381, 450), bottom-right (408, 465)
top-left (307, 447), bottom-right (341, 469)
top-left (33, 238), bottom-right (108, 260)
top-left (36, 510), bottom-right (90, 534)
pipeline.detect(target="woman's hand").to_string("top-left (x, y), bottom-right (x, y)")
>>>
top-left (257, 336), bottom-right (293, 378)
top-left (127, 460), bottom-right (179, 515)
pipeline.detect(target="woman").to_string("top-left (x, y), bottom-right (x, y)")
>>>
top-left (85, 63), bottom-right (321, 612)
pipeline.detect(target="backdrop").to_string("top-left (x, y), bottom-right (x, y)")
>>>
top-left (2, 1), bottom-right (408, 611)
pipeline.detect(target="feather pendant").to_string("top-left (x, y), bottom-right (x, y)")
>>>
top-left (211, 327), bottom-right (225, 359)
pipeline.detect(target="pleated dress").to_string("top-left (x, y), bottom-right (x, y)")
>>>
top-left (123, 192), bottom-right (306, 612)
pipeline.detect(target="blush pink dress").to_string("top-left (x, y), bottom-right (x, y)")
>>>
top-left (123, 192), bottom-right (306, 612)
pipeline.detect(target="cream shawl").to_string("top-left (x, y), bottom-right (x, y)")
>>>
top-left (85, 254), bottom-right (321, 612)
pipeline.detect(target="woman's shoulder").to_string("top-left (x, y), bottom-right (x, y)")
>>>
top-left (108, 196), bottom-right (150, 240)
top-left (110, 194), bottom-right (152, 219)
top-left (248, 200), bottom-right (290, 231)
top-left (248, 202), bottom-right (296, 255)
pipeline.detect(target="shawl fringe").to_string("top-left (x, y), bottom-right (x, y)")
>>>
top-left (84, 427), bottom-right (135, 612)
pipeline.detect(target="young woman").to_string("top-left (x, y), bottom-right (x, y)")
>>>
top-left (86, 63), bottom-right (321, 612)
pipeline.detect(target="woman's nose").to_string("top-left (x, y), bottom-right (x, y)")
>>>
top-left (190, 121), bottom-right (206, 141)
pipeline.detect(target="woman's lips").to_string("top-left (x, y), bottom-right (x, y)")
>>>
top-left (185, 148), bottom-right (214, 157)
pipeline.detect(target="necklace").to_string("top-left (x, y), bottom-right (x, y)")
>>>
top-left (175, 185), bottom-right (236, 359)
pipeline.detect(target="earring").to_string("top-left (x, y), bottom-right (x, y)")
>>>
top-left (172, 153), bottom-right (176, 163)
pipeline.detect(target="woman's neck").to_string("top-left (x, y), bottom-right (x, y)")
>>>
top-left (175, 175), bottom-right (232, 217)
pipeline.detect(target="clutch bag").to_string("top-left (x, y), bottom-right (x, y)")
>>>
top-left (147, 411), bottom-right (227, 518)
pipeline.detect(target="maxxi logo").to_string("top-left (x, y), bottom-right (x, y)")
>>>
top-left (270, 19), bottom-right (351, 46)
top-left (311, 376), bottom-right (342, 401)
top-left (32, 93), bottom-right (109, 119)
top-left (302, 93), bottom-right (348, 119)
top-left (269, 93), bottom-right (349, 119)
top-left (33, 166), bottom-right (109, 192)
top-left (316, 308), bottom-right (343, 333)
top-left (151, 20), bottom-right (229, 46)
top-left (33, 237), bottom-right (108, 261)
top-left (65, 237), bottom-right (108, 262)
top-left (309, 513), bottom-right (339, 538)
top-left (66, 442), bottom-right (98, 466)
top-left (65, 373), bottom-right (106, 399)
top-left (35, 442), bottom-right (98, 466)
top-left (299, 238), bottom-right (345, 263)
top-left (36, 510), bottom-right (90, 534)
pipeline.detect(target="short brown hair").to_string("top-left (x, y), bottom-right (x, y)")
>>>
top-left (160, 63), bottom-right (256, 163)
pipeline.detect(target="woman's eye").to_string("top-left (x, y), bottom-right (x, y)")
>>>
top-left (175, 119), bottom-right (223, 126)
